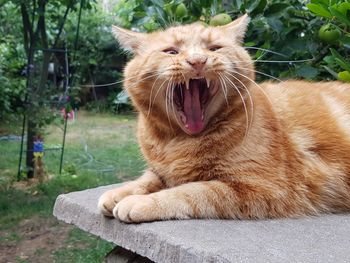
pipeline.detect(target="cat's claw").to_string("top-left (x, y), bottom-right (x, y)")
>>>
top-left (98, 186), bottom-right (135, 217)
top-left (113, 195), bottom-right (158, 223)
top-left (98, 191), bottom-right (118, 217)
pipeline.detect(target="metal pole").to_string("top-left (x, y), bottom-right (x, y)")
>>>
top-left (59, 0), bottom-right (84, 174)
top-left (59, 115), bottom-right (68, 174)
top-left (17, 111), bottom-right (27, 180)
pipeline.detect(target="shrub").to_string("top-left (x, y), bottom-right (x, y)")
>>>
top-left (113, 0), bottom-right (350, 82)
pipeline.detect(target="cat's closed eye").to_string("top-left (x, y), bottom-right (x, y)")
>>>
top-left (163, 48), bottom-right (179, 55)
top-left (208, 45), bottom-right (222, 52)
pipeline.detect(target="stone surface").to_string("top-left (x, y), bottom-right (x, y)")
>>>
top-left (53, 184), bottom-right (350, 263)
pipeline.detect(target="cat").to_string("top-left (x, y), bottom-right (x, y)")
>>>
top-left (98, 14), bottom-right (350, 223)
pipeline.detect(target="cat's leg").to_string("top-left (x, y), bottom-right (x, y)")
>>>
top-left (98, 170), bottom-right (165, 217)
top-left (113, 180), bottom-right (307, 222)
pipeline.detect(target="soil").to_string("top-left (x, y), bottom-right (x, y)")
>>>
top-left (0, 216), bottom-right (74, 263)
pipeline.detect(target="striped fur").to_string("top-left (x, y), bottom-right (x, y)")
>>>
top-left (98, 15), bottom-right (350, 222)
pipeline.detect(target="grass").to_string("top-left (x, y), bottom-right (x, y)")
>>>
top-left (53, 228), bottom-right (115, 263)
top-left (0, 110), bottom-right (144, 262)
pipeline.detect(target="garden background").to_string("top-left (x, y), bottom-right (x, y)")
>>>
top-left (1, 0), bottom-right (350, 262)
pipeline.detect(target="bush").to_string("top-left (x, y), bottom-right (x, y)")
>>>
top-left (306, 0), bottom-right (350, 82)
top-left (0, 3), bottom-right (27, 118)
top-left (114, 0), bottom-right (350, 82)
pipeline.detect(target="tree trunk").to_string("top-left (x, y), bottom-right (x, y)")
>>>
top-left (26, 121), bottom-right (35, 178)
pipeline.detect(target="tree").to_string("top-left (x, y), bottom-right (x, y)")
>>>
top-left (14, 0), bottom-right (96, 178)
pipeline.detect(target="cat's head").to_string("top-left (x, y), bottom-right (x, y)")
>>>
top-left (113, 15), bottom-right (254, 135)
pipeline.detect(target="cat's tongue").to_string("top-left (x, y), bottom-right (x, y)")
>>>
top-left (183, 80), bottom-right (204, 134)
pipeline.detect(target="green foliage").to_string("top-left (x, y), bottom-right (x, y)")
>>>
top-left (0, 3), bottom-right (27, 118)
top-left (113, 0), bottom-right (350, 82)
top-left (2, 0), bottom-right (350, 120)
top-left (0, 0), bottom-right (122, 119)
top-left (113, 0), bottom-right (223, 31)
top-left (307, 0), bottom-right (350, 82)
top-left (65, 4), bottom-right (124, 90)
top-left (53, 228), bottom-right (114, 263)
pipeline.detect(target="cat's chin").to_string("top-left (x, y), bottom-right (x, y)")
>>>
top-left (173, 78), bottom-right (218, 135)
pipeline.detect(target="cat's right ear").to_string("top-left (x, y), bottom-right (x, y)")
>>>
top-left (220, 14), bottom-right (250, 43)
top-left (112, 25), bottom-right (146, 54)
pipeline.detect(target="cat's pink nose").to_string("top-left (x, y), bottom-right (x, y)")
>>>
top-left (186, 54), bottom-right (207, 71)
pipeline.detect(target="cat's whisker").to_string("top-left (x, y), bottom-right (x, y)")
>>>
top-left (217, 73), bottom-right (229, 106)
top-left (221, 58), bottom-right (314, 64)
top-left (149, 78), bottom-right (168, 118)
top-left (115, 72), bottom-right (164, 98)
top-left (147, 73), bottom-right (165, 117)
top-left (244, 47), bottom-right (288, 58)
top-left (232, 70), bottom-right (274, 108)
top-left (224, 71), bottom-right (254, 135)
top-left (218, 59), bottom-right (283, 83)
top-left (165, 78), bottom-right (174, 132)
top-left (222, 76), bottom-right (229, 106)
top-left (217, 60), bottom-right (271, 108)
top-left (221, 74), bottom-right (250, 141)
top-left (226, 66), bottom-right (283, 83)
top-left (169, 55), bottom-right (187, 86)
top-left (80, 70), bottom-right (163, 88)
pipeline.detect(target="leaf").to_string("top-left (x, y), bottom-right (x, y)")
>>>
top-left (245, 0), bottom-right (264, 14)
top-left (310, 0), bottom-right (329, 5)
top-left (340, 35), bottom-right (350, 49)
top-left (335, 58), bottom-right (350, 72)
top-left (329, 6), bottom-right (350, 26)
top-left (295, 65), bottom-right (319, 79)
top-left (266, 18), bottom-right (283, 34)
top-left (323, 55), bottom-right (335, 64)
top-left (330, 48), bottom-right (350, 71)
top-left (244, 41), bottom-right (256, 47)
top-left (250, 0), bottom-right (267, 15)
top-left (88, 58), bottom-right (97, 65)
top-left (264, 3), bottom-right (290, 17)
top-left (338, 71), bottom-right (350, 82)
top-left (337, 2), bottom-right (350, 16)
top-left (306, 3), bottom-right (332, 18)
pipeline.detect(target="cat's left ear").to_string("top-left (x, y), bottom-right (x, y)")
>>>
top-left (221, 14), bottom-right (250, 43)
top-left (112, 25), bottom-right (146, 54)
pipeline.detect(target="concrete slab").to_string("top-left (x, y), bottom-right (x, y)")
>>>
top-left (53, 184), bottom-right (350, 263)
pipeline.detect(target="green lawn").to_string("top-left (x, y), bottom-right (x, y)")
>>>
top-left (0, 111), bottom-right (144, 262)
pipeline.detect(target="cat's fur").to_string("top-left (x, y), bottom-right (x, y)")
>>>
top-left (98, 15), bottom-right (350, 222)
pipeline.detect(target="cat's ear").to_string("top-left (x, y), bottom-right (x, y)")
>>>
top-left (221, 14), bottom-right (250, 43)
top-left (112, 25), bottom-right (146, 54)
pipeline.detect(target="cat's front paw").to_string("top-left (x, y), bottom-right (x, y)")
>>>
top-left (98, 185), bottom-right (134, 217)
top-left (113, 195), bottom-right (159, 223)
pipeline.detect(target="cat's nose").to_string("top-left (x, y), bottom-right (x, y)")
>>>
top-left (186, 54), bottom-right (207, 71)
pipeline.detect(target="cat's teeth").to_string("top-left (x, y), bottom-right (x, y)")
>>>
top-left (179, 111), bottom-right (187, 124)
top-left (206, 78), bottom-right (210, 88)
top-left (185, 79), bottom-right (189, 90)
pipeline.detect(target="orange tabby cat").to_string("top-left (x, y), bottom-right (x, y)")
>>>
top-left (98, 14), bottom-right (350, 223)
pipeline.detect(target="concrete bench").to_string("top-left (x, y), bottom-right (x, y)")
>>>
top-left (53, 184), bottom-right (350, 263)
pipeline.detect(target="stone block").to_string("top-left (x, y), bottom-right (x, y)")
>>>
top-left (53, 184), bottom-right (350, 263)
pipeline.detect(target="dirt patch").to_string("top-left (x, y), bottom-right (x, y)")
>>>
top-left (0, 216), bottom-right (74, 263)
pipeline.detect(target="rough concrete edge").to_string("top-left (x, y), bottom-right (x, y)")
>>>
top-left (53, 193), bottom-right (214, 263)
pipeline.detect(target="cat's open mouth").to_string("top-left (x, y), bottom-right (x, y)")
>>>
top-left (174, 78), bottom-right (218, 135)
